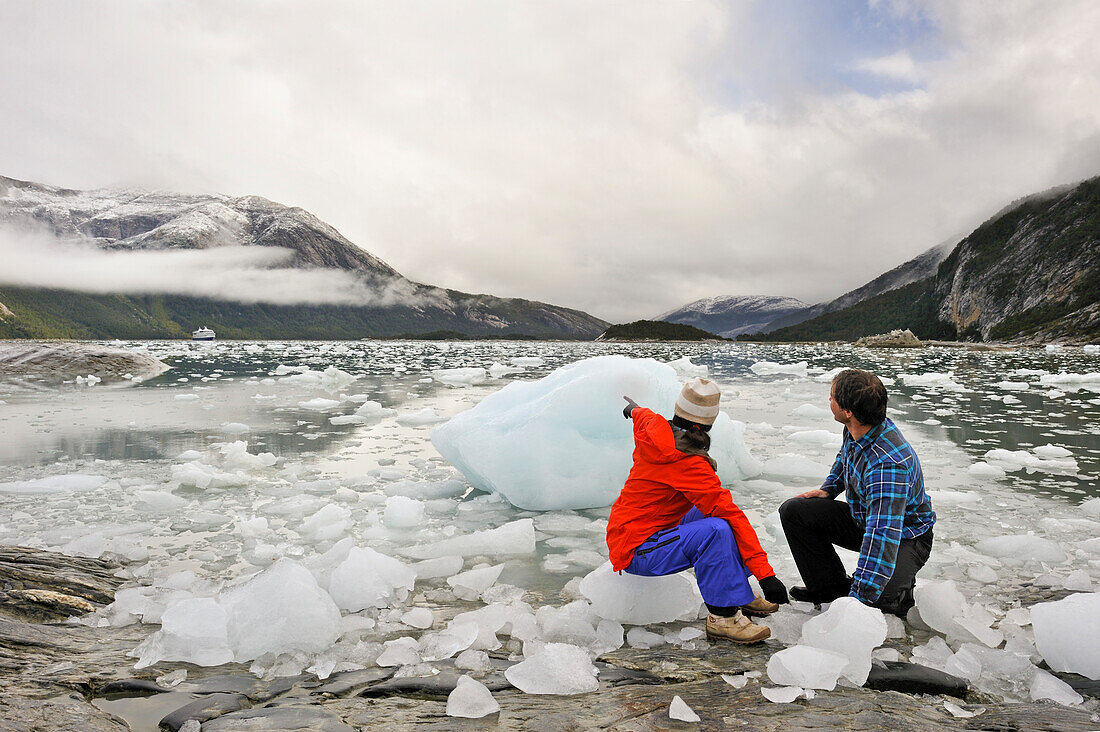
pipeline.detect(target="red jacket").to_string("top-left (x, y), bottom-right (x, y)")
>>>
top-left (606, 408), bottom-right (775, 580)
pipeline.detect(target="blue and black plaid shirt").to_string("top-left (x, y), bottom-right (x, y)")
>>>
top-left (822, 418), bottom-right (935, 603)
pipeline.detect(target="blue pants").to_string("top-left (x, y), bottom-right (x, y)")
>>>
top-left (625, 507), bottom-right (755, 608)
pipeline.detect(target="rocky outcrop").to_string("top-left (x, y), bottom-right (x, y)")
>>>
top-left (0, 342), bottom-right (170, 384)
top-left (855, 329), bottom-right (922, 348)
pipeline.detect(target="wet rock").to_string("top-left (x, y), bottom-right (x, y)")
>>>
top-left (314, 668), bottom-right (394, 696)
top-left (0, 341), bottom-right (170, 384)
top-left (0, 693), bottom-right (129, 732)
top-left (97, 678), bottom-right (165, 696)
top-left (960, 703), bottom-right (1100, 731)
top-left (202, 706), bottom-right (356, 731)
top-left (181, 674), bottom-right (309, 702)
top-left (159, 693), bottom-right (249, 732)
top-left (866, 661), bottom-right (968, 698)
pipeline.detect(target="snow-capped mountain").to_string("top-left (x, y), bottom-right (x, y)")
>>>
top-left (657, 295), bottom-right (809, 338)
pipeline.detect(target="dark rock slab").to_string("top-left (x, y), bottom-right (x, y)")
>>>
top-left (962, 702), bottom-right (1100, 731)
top-left (159, 692), bottom-right (249, 732)
top-left (97, 678), bottom-right (165, 696)
top-left (179, 673), bottom-right (309, 702)
top-left (314, 667), bottom-right (394, 696)
top-left (866, 661), bottom-right (968, 698)
top-left (0, 545), bottom-right (124, 622)
top-left (202, 706), bottom-right (356, 731)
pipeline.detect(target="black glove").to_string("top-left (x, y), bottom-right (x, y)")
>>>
top-left (759, 575), bottom-right (789, 605)
top-left (622, 396), bottom-right (640, 419)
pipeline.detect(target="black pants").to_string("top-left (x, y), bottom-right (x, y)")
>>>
top-left (779, 496), bottom-right (933, 616)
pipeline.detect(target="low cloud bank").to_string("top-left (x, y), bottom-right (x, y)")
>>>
top-left (0, 225), bottom-right (443, 309)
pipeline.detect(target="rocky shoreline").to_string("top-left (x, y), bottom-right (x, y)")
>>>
top-left (2, 547), bottom-right (1097, 731)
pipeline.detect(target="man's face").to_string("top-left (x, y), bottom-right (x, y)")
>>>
top-left (829, 384), bottom-right (849, 425)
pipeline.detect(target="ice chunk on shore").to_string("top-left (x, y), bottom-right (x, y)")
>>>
top-left (0, 474), bottom-right (106, 494)
top-left (1029, 669), bottom-right (1084, 706)
top-left (504, 643), bottom-right (599, 694)
top-left (914, 580), bottom-right (1003, 647)
top-left (762, 686), bottom-right (803, 703)
top-left (447, 675), bottom-right (500, 718)
top-left (767, 645), bottom-right (848, 690)
top-left (133, 598), bottom-right (232, 668)
top-left (579, 563), bottom-right (701, 624)
top-left (403, 519), bottom-right (535, 559)
top-left (799, 597), bottom-right (886, 685)
top-left (384, 496), bottom-right (426, 528)
top-left (1031, 593), bottom-right (1100, 680)
top-left (448, 564), bottom-right (505, 601)
top-left (669, 695), bottom-right (700, 722)
top-left (329, 547), bottom-right (416, 611)
top-left (431, 356), bottom-right (761, 510)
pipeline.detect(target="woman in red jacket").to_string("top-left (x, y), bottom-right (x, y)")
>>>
top-left (606, 378), bottom-right (789, 644)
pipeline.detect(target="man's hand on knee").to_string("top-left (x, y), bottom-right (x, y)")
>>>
top-left (795, 489), bottom-right (829, 499)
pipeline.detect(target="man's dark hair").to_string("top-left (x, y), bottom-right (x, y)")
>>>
top-left (832, 369), bottom-right (887, 426)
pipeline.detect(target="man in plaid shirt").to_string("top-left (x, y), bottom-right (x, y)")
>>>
top-left (779, 369), bottom-right (935, 616)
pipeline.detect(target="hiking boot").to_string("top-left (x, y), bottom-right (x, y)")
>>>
top-left (705, 611), bottom-right (771, 644)
top-left (739, 595), bottom-right (780, 617)
top-left (789, 584), bottom-right (849, 605)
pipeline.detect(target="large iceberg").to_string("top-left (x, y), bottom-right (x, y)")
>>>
top-left (431, 356), bottom-right (762, 510)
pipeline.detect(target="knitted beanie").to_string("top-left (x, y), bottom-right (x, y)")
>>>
top-left (674, 377), bottom-right (721, 426)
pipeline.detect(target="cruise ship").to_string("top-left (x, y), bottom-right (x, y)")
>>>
top-left (191, 327), bottom-right (215, 341)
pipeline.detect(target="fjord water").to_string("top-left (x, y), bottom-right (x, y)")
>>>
top-left (0, 340), bottom-right (1098, 687)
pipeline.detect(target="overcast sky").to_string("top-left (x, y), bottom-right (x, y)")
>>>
top-left (2, 0), bottom-right (1098, 322)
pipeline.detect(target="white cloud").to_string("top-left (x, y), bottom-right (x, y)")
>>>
top-left (0, 1), bottom-right (1097, 322)
top-left (0, 225), bottom-right (432, 308)
top-left (852, 51), bottom-right (923, 83)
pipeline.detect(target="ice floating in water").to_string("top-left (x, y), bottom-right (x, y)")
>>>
top-left (447, 674), bottom-right (500, 718)
top-left (983, 448), bottom-right (1077, 475)
top-left (750, 361), bottom-right (808, 377)
top-left (503, 643), bottom-right (599, 694)
top-left (432, 367), bottom-right (488, 387)
top-left (668, 695), bottom-right (700, 722)
top-left (1080, 497), bottom-right (1100, 520)
top-left (447, 563), bottom-right (505, 601)
top-left (578, 563), bottom-right (702, 625)
top-left (792, 404), bottom-right (831, 419)
top-left (798, 597), bottom-right (887, 685)
top-left (329, 547), bottom-right (416, 612)
top-left (967, 462), bottom-right (1006, 480)
top-left (396, 407), bottom-right (448, 426)
top-left (787, 430), bottom-right (841, 448)
top-left (1038, 372), bottom-right (1100, 390)
top-left (763, 454), bottom-right (827, 480)
top-left (1031, 592), bottom-right (1100, 680)
top-left (666, 356), bottom-right (708, 379)
top-left (898, 372), bottom-right (965, 391)
top-left (403, 519), bottom-right (535, 559)
top-left (298, 397), bottom-right (342, 411)
top-left (767, 645), bottom-right (849, 690)
top-left (279, 366), bottom-right (356, 392)
top-left (974, 535), bottom-right (1067, 564)
top-left (0, 474), bottom-right (106, 494)
top-left (431, 356), bottom-right (761, 510)
top-left (220, 422), bottom-right (250, 435)
top-left (383, 496), bottom-right (426, 529)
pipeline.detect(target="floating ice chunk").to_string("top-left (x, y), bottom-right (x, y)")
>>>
top-left (1081, 498), bottom-right (1100, 520)
top-left (448, 564), bottom-right (505, 601)
top-left (177, 450), bottom-right (203, 461)
top-left (356, 400), bottom-right (397, 418)
top-left (512, 357), bottom-right (543, 366)
top-left (1033, 444), bottom-right (1072, 459)
top-left (750, 361), bottom-right (808, 377)
top-left (174, 393), bottom-right (200, 402)
top-left (431, 356), bottom-right (761, 510)
top-left (898, 372), bottom-right (965, 391)
top-left (799, 597), bottom-right (887, 685)
top-left (787, 430), bottom-right (842, 448)
top-left (383, 495), bottom-right (426, 529)
top-left (135, 490), bottom-right (187, 513)
top-left (1085, 345), bottom-right (1100, 354)
top-left (220, 422), bottom-right (250, 435)
top-left (579, 563), bottom-right (701, 624)
top-left (401, 608), bottom-right (434, 629)
top-left (504, 643), bottom-right (599, 694)
top-left (412, 555), bottom-right (465, 579)
top-left (792, 404), bottom-right (831, 420)
top-left (432, 368), bottom-right (488, 387)
top-left (975, 535), bottom-right (1066, 563)
top-left (1038, 372), bottom-right (1100, 390)
top-left (669, 696), bottom-right (700, 722)
top-left (767, 645), bottom-right (848, 690)
top-left (1063, 569), bottom-right (1093, 592)
top-left (403, 519), bottom-right (535, 559)
top-left (299, 397), bottom-right (342, 411)
top-left (761, 686), bottom-right (804, 703)
top-left (447, 674), bottom-right (500, 718)
top-left (1031, 592), bottom-right (1100, 680)
top-left (329, 547), bottom-right (416, 611)
top-left (967, 462), bottom-right (1005, 480)
top-left (995, 381), bottom-right (1029, 391)
top-left (928, 489), bottom-right (983, 506)
top-left (396, 407), bottom-right (448, 426)
top-left (666, 356), bottom-right (708, 379)
top-left (1029, 669), bottom-right (1084, 705)
top-left (983, 448), bottom-right (1077, 475)
top-left (763, 454), bottom-right (827, 480)
top-left (0, 474), bottom-right (106, 494)
top-left (299, 504), bottom-right (351, 542)
top-left (488, 362), bottom-right (519, 378)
